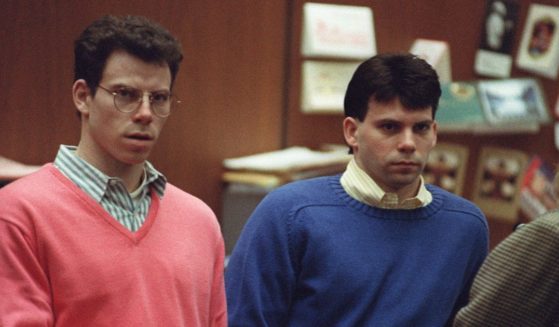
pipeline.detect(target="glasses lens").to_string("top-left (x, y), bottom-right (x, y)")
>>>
top-left (151, 92), bottom-right (171, 117)
top-left (109, 86), bottom-right (176, 117)
top-left (114, 88), bottom-right (142, 113)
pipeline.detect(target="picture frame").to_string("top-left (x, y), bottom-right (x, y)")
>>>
top-left (300, 60), bottom-right (360, 113)
top-left (423, 142), bottom-right (469, 195)
top-left (516, 4), bottom-right (559, 79)
top-left (301, 2), bottom-right (376, 59)
top-left (477, 78), bottom-right (549, 125)
top-left (519, 156), bottom-right (558, 220)
top-left (473, 146), bottom-right (529, 223)
top-left (474, 0), bottom-right (520, 78)
top-left (410, 38), bottom-right (452, 82)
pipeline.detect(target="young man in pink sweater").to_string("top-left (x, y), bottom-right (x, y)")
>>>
top-left (0, 15), bottom-right (226, 326)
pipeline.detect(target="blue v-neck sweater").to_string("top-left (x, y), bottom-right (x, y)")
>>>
top-left (226, 175), bottom-right (489, 327)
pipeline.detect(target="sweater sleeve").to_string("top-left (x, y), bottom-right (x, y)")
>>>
top-left (0, 219), bottom-right (53, 326)
top-left (453, 212), bottom-right (559, 327)
top-left (225, 191), bottom-right (297, 327)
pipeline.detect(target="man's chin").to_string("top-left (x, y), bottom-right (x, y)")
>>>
top-left (120, 153), bottom-right (150, 166)
top-left (391, 175), bottom-right (421, 188)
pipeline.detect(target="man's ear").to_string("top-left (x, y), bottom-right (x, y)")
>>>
top-left (72, 79), bottom-right (91, 117)
top-left (431, 120), bottom-right (438, 147)
top-left (343, 117), bottom-right (359, 150)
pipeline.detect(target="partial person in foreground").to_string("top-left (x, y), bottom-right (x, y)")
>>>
top-left (225, 53), bottom-right (489, 326)
top-left (0, 15), bottom-right (226, 326)
top-left (454, 172), bottom-right (559, 327)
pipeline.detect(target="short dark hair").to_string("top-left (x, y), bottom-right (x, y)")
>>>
top-left (344, 53), bottom-right (441, 121)
top-left (74, 15), bottom-right (183, 93)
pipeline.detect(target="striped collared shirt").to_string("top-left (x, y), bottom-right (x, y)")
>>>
top-left (340, 157), bottom-right (432, 209)
top-left (53, 145), bottom-right (166, 232)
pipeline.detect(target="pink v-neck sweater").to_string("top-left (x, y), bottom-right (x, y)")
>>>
top-left (0, 164), bottom-right (227, 326)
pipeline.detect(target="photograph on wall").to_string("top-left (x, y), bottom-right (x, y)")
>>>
top-left (422, 142), bottom-right (469, 195)
top-left (410, 39), bottom-right (452, 82)
top-left (477, 78), bottom-right (549, 126)
top-left (516, 4), bottom-right (559, 79)
top-left (301, 2), bottom-right (376, 59)
top-left (519, 156), bottom-right (558, 220)
top-left (436, 81), bottom-right (486, 132)
top-left (300, 60), bottom-right (360, 113)
top-left (474, 0), bottom-right (520, 78)
top-left (473, 146), bottom-right (528, 223)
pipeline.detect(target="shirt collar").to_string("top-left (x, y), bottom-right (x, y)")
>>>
top-left (54, 145), bottom-right (166, 202)
top-left (340, 157), bottom-right (432, 209)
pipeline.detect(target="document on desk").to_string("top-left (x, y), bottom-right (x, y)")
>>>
top-left (0, 156), bottom-right (42, 181)
top-left (223, 146), bottom-right (351, 173)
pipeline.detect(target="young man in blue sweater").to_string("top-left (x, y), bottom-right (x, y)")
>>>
top-left (225, 53), bottom-right (489, 326)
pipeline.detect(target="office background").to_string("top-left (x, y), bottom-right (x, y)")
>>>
top-left (1, 0), bottom-right (558, 248)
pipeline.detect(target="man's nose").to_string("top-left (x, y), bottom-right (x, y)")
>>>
top-left (132, 94), bottom-right (154, 122)
top-left (398, 129), bottom-right (416, 152)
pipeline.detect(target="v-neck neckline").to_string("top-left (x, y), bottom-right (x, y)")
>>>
top-left (49, 164), bottom-right (160, 244)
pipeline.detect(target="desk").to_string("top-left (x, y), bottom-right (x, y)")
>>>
top-left (221, 182), bottom-right (273, 255)
top-left (0, 156), bottom-right (42, 187)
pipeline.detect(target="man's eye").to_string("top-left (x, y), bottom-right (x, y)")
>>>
top-left (116, 88), bottom-right (140, 100)
top-left (152, 93), bottom-right (170, 103)
top-left (381, 123), bottom-right (397, 131)
top-left (414, 124), bottom-right (431, 133)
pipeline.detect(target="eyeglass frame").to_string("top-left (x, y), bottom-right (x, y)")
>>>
top-left (96, 84), bottom-right (180, 118)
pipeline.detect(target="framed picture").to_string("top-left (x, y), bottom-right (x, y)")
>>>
top-left (519, 156), bottom-right (558, 220)
top-left (300, 60), bottom-right (360, 113)
top-left (479, 0), bottom-right (519, 54)
top-left (410, 39), bottom-right (452, 82)
top-left (516, 4), bottom-right (559, 79)
top-left (301, 2), bottom-right (376, 59)
top-left (474, 0), bottom-right (520, 78)
top-left (423, 142), bottom-right (469, 195)
top-left (477, 78), bottom-right (549, 125)
top-left (473, 146), bottom-right (529, 223)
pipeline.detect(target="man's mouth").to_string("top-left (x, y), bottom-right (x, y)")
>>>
top-left (126, 133), bottom-right (153, 141)
top-left (393, 160), bottom-right (419, 166)
top-left (391, 161), bottom-right (421, 171)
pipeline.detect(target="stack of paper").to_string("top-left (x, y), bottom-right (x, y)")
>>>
top-left (0, 156), bottom-right (42, 182)
top-left (222, 146), bottom-right (352, 188)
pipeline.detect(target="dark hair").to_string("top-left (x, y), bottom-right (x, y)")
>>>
top-left (344, 53), bottom-right (441, 121)
top-left (74, 15), bottom-right (183, 93)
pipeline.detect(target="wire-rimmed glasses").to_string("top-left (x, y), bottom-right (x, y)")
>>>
top-left (97, 85), bottom-right (180, 117)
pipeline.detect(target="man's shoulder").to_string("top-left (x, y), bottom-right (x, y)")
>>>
top-left (0, 164), bottom-right (60, 229)
top-left (428, 184), bottom-right (488, 226)
top-left (428, 184), bottom-right (480, 210)
top-left (0, 164), bottom-right (54, 199)
top-left (277, 174), bottom-right (336, 191)
top-left (269, 175), bottom-right (338, 200)
top-left (160, 183), bottom-right (216, 217)
top-left (254, 175), bottom-right (340, 212)
top-left (524, 210), bottom-right (559, 235)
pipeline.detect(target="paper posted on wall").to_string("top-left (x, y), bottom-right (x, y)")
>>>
top-left (301, 2), bottom-right (376, 59)
top-left (516, 4), bottom-right (559, 79)
top-left (519, 156), bottom-right (558, 220)
top-left (409, 39), bottom-right (452, 82)
top-left (474, 0), bottom-right (520, 78)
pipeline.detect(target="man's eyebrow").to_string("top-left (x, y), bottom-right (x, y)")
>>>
top-left (374, 118), bottom-right (400, 124)
top-left (108, 84), bottom-right (170, 93)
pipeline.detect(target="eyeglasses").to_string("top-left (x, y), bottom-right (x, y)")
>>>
top-left (97, 85), bottom-right (180, 117)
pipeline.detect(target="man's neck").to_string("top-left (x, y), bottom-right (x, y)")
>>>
top-left (75, 145), bottom-right (145, 192)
